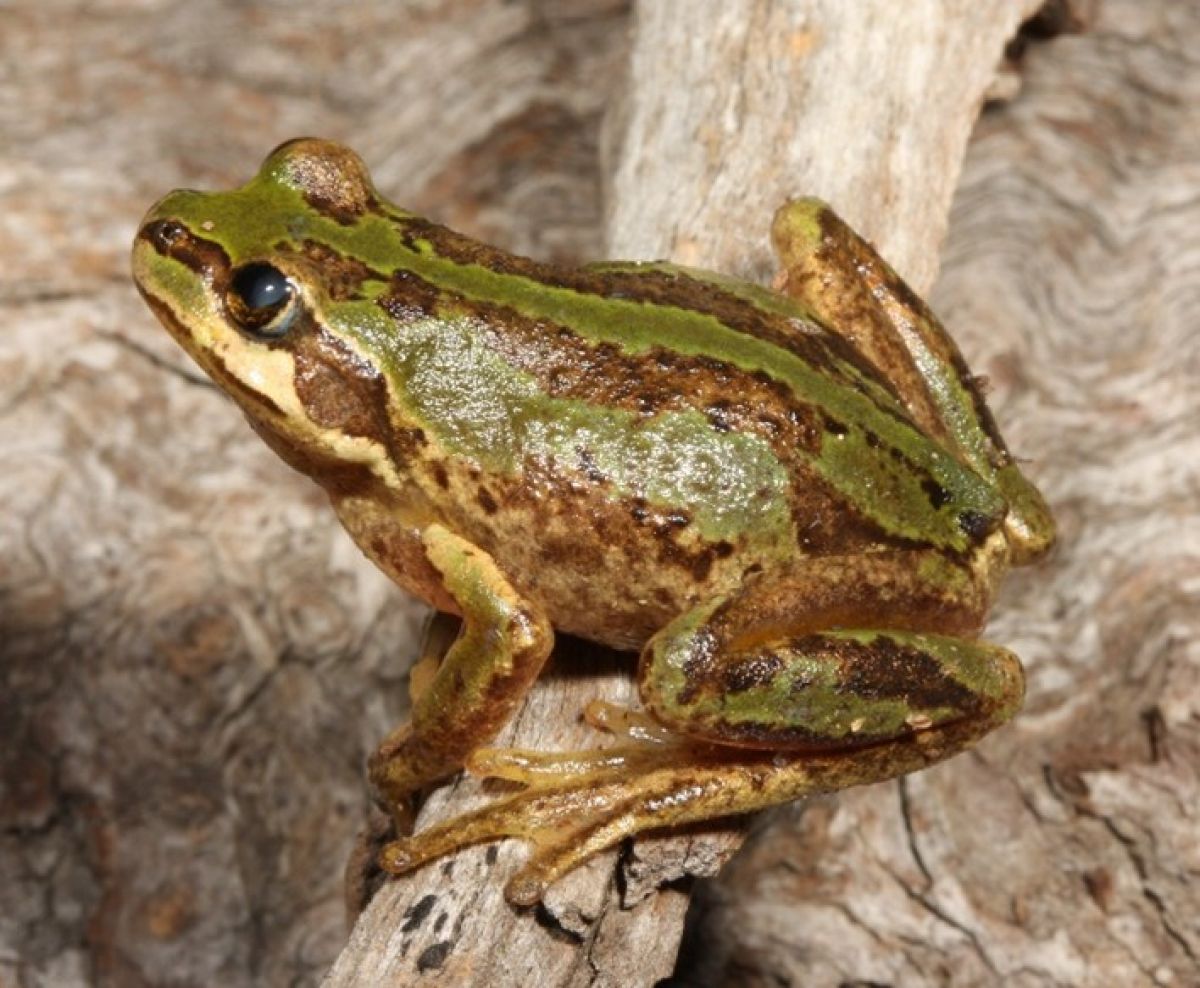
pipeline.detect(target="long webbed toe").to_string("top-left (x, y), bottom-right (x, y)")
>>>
top-left (380, 710), bottom-right (1003, 903)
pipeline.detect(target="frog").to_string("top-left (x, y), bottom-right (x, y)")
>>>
top-left (131, 138), bottom-right (1054, 906)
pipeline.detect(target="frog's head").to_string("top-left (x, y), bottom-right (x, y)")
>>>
top-left (132, 139), bottom-right (411, 492)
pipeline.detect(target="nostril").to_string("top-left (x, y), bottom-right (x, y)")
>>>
top-left (147, 219), bottom-right (187, 252)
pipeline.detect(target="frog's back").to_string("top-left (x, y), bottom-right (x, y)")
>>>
top-left (341, 220), bottom-right (1006, 646)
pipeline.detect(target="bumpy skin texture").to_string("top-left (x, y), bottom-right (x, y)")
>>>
top-left (132, 139), bottom-right (1054, 904)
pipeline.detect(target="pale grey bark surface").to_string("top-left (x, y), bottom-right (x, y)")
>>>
top-left (606, 0), bottom-right (1044, 290)
top-left (2, 2), bottom-right (1196, 987)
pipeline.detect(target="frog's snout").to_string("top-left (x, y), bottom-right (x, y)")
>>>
top-left (131, 191), bottom-right (206, 286)
top-left (137, 189), bottom-right (202, 232)
top-left (132, 191), bottom-right (203, 272)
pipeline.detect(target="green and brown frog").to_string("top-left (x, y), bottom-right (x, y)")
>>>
top-left (132, 139), bottom-right (1054, 905)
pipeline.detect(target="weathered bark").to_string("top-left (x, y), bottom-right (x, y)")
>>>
top-left (606, 0), bottom-right (1045, 288)
top-left (4, 1), bottom-right (1198, 987)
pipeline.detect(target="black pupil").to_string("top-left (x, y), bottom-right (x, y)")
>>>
top-left (232, 264), bottom-right (290, 311)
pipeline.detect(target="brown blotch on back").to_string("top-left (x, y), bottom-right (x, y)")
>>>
top-left (295, 240), bottom-right (387, 300)
top-left (644, 514), bottom-right (729, 584)
top-left (378, 270), bottom-right (446, 321)
top-left (392, 427), bottom-right (428, 460)
top-left (477, 487), bottom-right (498, 514)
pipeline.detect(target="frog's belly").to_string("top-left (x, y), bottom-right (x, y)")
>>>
top-left (499, 528), bottom-right (752, 652)
top-left (446, 484), bottom-right (781, 653)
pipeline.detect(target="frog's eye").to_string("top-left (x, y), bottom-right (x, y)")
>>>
top-left (226, 263), bottom-right (299, 338)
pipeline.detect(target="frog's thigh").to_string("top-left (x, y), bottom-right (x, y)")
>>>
top-left (770, 198), bottom-right (947, 436)
top-left (370, 524), bottom-right (553, 820)
top-left (639, 552), bottom-right (1021, 748)
top-left (770, 199), bottom-right (1055, 561)
top-left (641, 609), bottom-right (1025, 750)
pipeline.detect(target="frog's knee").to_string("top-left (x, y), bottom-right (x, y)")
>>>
top-left (636, 601), bottom-right (722, 732)
top-left (997, 464), bottom-right (1057, 565)
top-left (770, 196), bottom-right (833, 266)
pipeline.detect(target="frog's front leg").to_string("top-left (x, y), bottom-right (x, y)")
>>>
top-left (382, 566), bottom-right (1024, 903)
top-left (369, 523), bottom-right (553, 830)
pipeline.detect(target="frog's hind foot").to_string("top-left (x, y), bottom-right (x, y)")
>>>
top-left (379, 712), bottom-right (992, 905)
top-left (379, 706), bottom-right (714, 904)
top-left (380, 746), bottom-right (743, 905)
top-left (467, 699), bottom-right (687, 787)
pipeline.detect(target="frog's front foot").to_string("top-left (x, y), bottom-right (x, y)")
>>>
top-left (378, 702), bottom-right (1000, 905)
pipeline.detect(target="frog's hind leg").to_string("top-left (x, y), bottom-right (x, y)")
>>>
top-left (770, 198), bottom-right (1054, 562)
top-left (381, 707), bottom-right (1007, 906)
top-left (382, 618), bottom-right (1023, 903)
top-left (381, 551), bottom-right (1025, 901)
top-left (639, 622), bottom-right (1024, 754)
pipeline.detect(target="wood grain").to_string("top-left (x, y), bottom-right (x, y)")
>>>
top-left (606, 0), bottom-right (1045, 290)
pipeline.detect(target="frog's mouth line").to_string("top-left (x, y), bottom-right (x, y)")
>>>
top-left (134, 283), bottom-right (287, 421)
